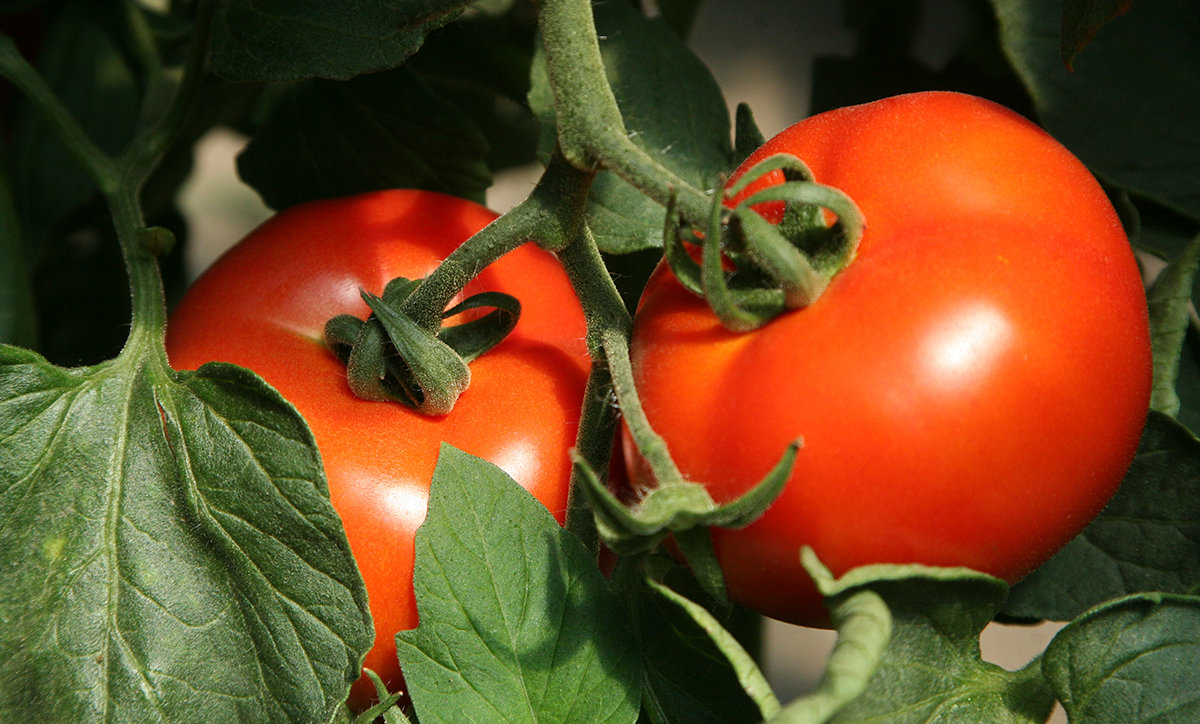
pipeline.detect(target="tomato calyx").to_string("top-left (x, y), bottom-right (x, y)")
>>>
top-left (572, 439), bottom-right (799, 603)
top-left (324, 276), bottom-right (521, 416)
top-left (665, 153), bottom-right (864, 331)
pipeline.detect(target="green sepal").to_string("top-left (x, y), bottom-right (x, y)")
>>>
top-left (571, 438), bottom-right (799, 557)
top-left (351, 669), bottom-right (410, 724)
top-left (662, 192), bottom-right (705, 296)
top-left (701, 185), bottom-right (780, 331)
top-left (724, 153), bottom-right (816, 196)
top-left (437, 290), bottom-right (520, 362)
top-left (732, 207), bottom-right (829, 309)
top-left (736, 177), bottom-right (864, 275)
top-left (323, 276), bottom-right (522, 416)
top-left (360, 289), bottom-right (471, 417)
top-left (668, 152), bottom-right (865, 331)
top-left (733, 102), bottom-right (766, 166)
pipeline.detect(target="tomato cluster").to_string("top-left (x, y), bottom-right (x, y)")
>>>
top-left (166, 190), bottom-right (590, 708)
top-left (167, 92), bottom-right (1152, 707)
top-left (625, 92), bottom-right (1152, 625)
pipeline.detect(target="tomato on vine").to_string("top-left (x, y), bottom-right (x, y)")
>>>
top-left (626, 92), bottom-right (1152, 626)
top-left (166, 190), bottom-right (590, 709)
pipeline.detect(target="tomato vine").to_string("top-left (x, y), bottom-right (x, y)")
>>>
top-left (1, 1), bottom-right (1198, 722)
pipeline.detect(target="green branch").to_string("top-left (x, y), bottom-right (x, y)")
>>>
top-left (534, 0), bottom-right (713, 224)
top-left (1, 3), bottom-right (219, 357)
top-left (122, 0), bottom-right (219, 184)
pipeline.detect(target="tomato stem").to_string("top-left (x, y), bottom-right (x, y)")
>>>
top-left (557, 222), bottom-right (631, 551)
top-left (534, 0), bottom-right (713, 225)
top-left (0, 1), bottom-right (218, 359)
top-left (399, 153), bottom-right (594, 333)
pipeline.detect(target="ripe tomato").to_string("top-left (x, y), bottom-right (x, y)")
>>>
top-left (166, 190), bottom-right (589, 708)
top-left (626, 92), bottom-right (1151, 626)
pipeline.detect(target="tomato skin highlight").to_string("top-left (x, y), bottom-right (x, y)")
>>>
top-left (165, 190), bottom-right (589, 709)
top-left (628, 92), bottom-right (1152, 626)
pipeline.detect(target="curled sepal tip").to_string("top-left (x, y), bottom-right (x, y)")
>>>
top-left (571, 438), bottom-right (799, 569)
top-left (662, 190), bottom-right (704, 297)
top-left (767, 549), bottom-right (892, 723)
top-left (360, 289), bottom-right (471, 416)
top-left (674, 151), bottom-right (864, 332)
top-left (702, 185), bottom-right (779, 332)
top-left (324, 276), bottom-right (521, 416)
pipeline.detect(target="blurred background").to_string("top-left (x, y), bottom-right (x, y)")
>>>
top-left (175, 0), bottom-right (1065, 714)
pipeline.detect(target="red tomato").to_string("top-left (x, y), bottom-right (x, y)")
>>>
top-left (626, 92), bottom-right (1151, 626)
top-left (166, 190), bottom-right (589, 709)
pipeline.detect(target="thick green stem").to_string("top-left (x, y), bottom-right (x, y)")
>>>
top-left (111, 186), bottom-right (169, 361)
top-left (534, 0), bottom-right (712, 224)
top-left (400, 153), bottom-right (596, 332)
top-left (557, 224), bottom-right (632, 550)
top-left (399, 208), bottom-right (538, 332)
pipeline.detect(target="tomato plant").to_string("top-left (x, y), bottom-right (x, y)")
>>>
top-left (625, 91), bottom-right (1153, 626)
top-left (4, 1), bottom-right (1199, 722)
top-left (164, 189), bottom-right (590, 708)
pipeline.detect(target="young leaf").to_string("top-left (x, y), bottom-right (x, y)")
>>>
top-left (995, 0), bottom-right (1200, 222)
top-left (824, 565), bottom-right (1055, 723)
top-left (238, 66), bottom-right (491, 210)
top-left (395, 445), bottom-right (641, 724)
top-left (1042, 593), bottom-right (1200, 722)
top-left (1002, 411), bottom-right (1200, 621)
top-left (614, 558), bottom-right (777, 724)
top-left (210, 0), bottom-right (471, 82)
top-left (529, 0), bottom-right (734, 254)
top-left (0, 347), bottom-right (373, 721)
top-left (770, 550), bottom-right (891, 723)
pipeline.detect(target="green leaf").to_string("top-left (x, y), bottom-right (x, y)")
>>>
top-left (529, 0), bottom-right (733, 254)
top-left (826, 566), bottom-right (1055, 723)
top-left (1002, 411), bottom-right (1200, 621)
top-left (396, 445), bottom-right (641, 724)
top-left (0, 164), bottom-right (35, 347)
top-left (237, 66), bottom-right (491, 210)
top-left (1042, 593), bottom-right (1200, 722)
top-left (1148, 233), bottom-right (1200, 417)
top-left (995, 0), bottom-right (1200, 221)
top-left (210, 0), bottom-right (470, 82)
top-left (768, 550), bottom-right (891, 723)
top-left (1059, 0), bottom-right (1132, 69)
top-left (0, 346), bottom-right (373, 721)
top-left (404, 8), bottom-right (541, 173)
top-left (617, 559), bottom-right (777, 724)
